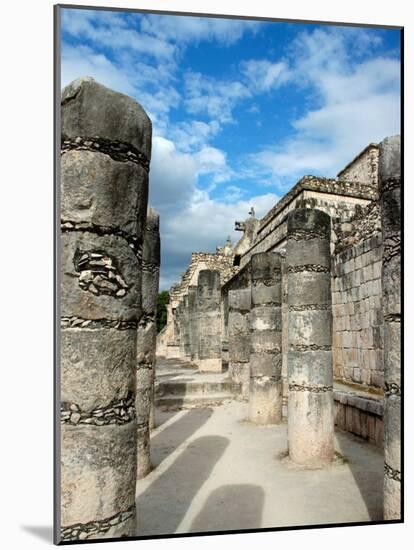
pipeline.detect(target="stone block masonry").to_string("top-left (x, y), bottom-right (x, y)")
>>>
top-left (60, 77), bottom-right (151, 541)
top-left (196, 270), bottom-right (222, 372)
top-left (228, 288), bottom-right (251, 400)
top-left (287, 208), bottom-right (334, 466)
top-left (380, 135), bottom-right (401, 520)
top-left (249, 253), bottom-right (283, 424)
top-left (332, 234), bottom-right (383, 389)
top-left (137, 208), bottom-right (160, 477)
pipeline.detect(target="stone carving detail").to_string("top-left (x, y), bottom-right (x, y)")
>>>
top-left (62, 135), bottom-right (150, 172)
top-left (62, 221), bottom-right (143, 259)
top-left (287, 229), bottom-right (328, 241)
top-left (61, 392), bottom-right (135, 426)
top-left (60, 505), bottom-right (136, 542)
top-left (289, 384), bottom-right (333, 393)
top-left (289, 304), bottom-right (331, 311)
top-left (61, 317), bottom-right (138, 330)
top-left (287, 264), bottom-right (330, 273)
top-left (74, 249), bottom-right (129, 298)
top-left (385, 463), bottom-right (401, 482)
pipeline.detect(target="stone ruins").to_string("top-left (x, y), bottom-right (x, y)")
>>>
top-left (59, 77), bottom-right (401, 542)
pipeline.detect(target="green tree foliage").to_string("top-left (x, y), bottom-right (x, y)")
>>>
top-left (156, 290), bottom-right (170, 333)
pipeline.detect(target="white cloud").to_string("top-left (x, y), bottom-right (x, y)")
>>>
top-left (184, 71), bottom-right (251, 123)
top-left (140, 14), bottom-right (260, 46)
top-left (254, 27), bottom-right (400, 182)
top-left (158, 189), bottom-right (279, 289)
top-left (62, 9), bottom-right (176, 60)
top-left (241, 59), bottom-right (290, 92)
top-left (61, 43), bottom-right (136, 96)
top-left (169, 120), bottom-right (220, 152)
top-left (147, 136), bottom-right (279, 290)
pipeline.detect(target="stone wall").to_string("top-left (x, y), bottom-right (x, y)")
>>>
top-left (239, 179), bottom-right (375, 269)
top-left (337, 143), bottom-right (379, 188)
top-left (332, 231), bottom-right (383, 390)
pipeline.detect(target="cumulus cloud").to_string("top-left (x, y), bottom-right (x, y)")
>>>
top-left (158, 189), bottom-right (279, 289)
top-left (140, 14), bottom-right (260, 46)
top-left (241, 59), bottom-right (290, 92)
top-left (253, 27), bottom-right (400, 183)
top-left (184, 71), bottom-right (251, 124)
top-left (146, 135), bottom-right (279, 289)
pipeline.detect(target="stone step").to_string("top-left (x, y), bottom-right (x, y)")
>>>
top-left (155, 393), bottom-right (234, 411)
top-left (155, 380), bottom-right (235, 397)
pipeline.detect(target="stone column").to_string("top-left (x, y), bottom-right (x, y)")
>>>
top-left (137, 207), bottom-right (160, 474)
top-left (182, 295), bottom-right (191, 359)
top-left (60, 77), bottom-right (151, 540)
top-left (249, 253), bottom-right (283, 423)
top-left (380, 135), bottom-right (401, 520)
top-left (287, 208), bottom-right (334, 466)
top-left (228, 289), bottom-right (251, 400)
top-left (188, 285), bottom-right (198, 364)
top-left (197, 270), bottom-right (222, 372)
top-left (178, 300), bottom-right (186, 359)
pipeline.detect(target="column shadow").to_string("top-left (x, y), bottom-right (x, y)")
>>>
top-left (336, 430), bottom-right (384, 521)
top-left (190, 484), bottom-right (265, 533)
top-left (137, 435), bottom-right (229, 536)
top-left (151, 408), bottom-right (213, 468)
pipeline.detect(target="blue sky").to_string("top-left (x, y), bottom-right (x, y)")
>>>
top-left (60, 8), bottom-right (401, 289)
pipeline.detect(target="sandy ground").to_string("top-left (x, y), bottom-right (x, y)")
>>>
top-left (136, 400), bottom-right (383, 536)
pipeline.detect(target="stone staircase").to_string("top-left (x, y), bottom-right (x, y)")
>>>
top-left (155, 358), bottom-right (235, 411)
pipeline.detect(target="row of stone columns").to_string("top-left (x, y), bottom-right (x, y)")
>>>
top-left (225, 210), bottom-right (334, 467)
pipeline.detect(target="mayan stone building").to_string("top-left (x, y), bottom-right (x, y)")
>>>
top-left (158, 137), bottom-right (401, 478)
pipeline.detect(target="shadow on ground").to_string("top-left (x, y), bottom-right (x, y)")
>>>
top-left (336, 431), bottom-right (384, 521)
top-left (21, 525), bottom-right (53, 543)
top-left (151, 408), bottom-right (213, 468)
top-left (137, 435), bottom-right (229, 536)
top-left (190, 484), bottom-right (264, 533)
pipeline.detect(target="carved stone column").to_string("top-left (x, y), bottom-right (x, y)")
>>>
top-left (380, 135), bottom-right (401, 520)
top-left (249, 253), bottom-right (283, 423)
top-left (188, 285), bottom-right (198, 364)
top-left (197, 270), bottom-right (222, 372)
top-left (287, 208), bottom-right (334, 466)
top-left (137, 207), bottom-right (160, 474)
top-left (228, 289), bottom-right (251, 400)
top-left (60, 77), bottom-right (151, 540)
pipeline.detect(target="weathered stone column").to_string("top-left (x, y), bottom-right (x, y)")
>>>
top-left (197, 270), bottom-right (222, 372)
top-left (228, 289), bottom-right (251, 400)
top-left (249, 253), bottom-right (282, 423)
top-left (137, 207), bottom-right (160, 474)
top-left (178, 300), bottom-right (186, 359)
top-left (182, 295), bottom-right (191, 359)
top-left (287, 208), bottom-right (334, 466)
top-left (188, 285), bottom-right (198, 364)
top-left (380, 135), bottom-right (401, 520)
top-left (60, 77), bottom-right (151, 540)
